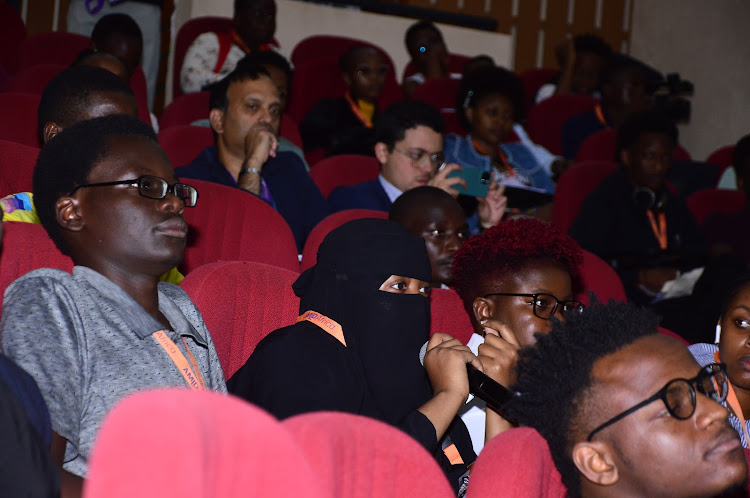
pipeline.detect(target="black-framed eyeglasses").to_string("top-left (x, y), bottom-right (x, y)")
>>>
top-left (586, 363), bottom-right (728, 441)
top-left (393, 147), bottom-right (445, 170)
top-left (69, 175), bottom-right (199, 207)
top-left (482, 292), bottom-right (585, 320)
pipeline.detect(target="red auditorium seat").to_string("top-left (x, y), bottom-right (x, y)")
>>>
top-left (85, 390), bottom-right (325, 498)
top-left (284, 412), bottom-right (455, 498)
top-left (706, 144), bottom-right (735, 184)
top-left (576, 249), bottom-right (627, 305)
top-left (159, 91), bottom-right (210, 129)
top-left (158, 125), bottom-right (214, 169)
top-left (178, 179), bottom-right (300, 274)
top-left (0, 222), bottom-right (73, 317)
top-left (0, 139), bottom-right (40, 196)
top-left (308, 154), bottom-right (380, 199)
top-left (0, 92), bottom-right (41, 148)
top-left (7, 63), bottom-right (65, 95)
top-left (287, 54), bottom-right (402, 123)
top-left (180, 261), bottom-right (300, 379)
top-left (518, 67), bottom-right (559, 113)
top-left (130, 66), bottom-right (151, 125)
top-left (279, 113), bottom-right (303, 149)
top-left (686, 188), bottom-right (745, 226)
top-left (0, 2), bottom-right (26, 74)
top-left (300, 209), bottom-right (388, 272)
top-left (466, 427), bottom-right (566, 497)
top-left (430, 288), bottom-right (474, 345)
top-left (577, 128), bottom-right (692, 162)
top-left (551, 160), bottom-right (618, 233)
top-left (526, 94), bottom-right (597, 156)
top-left (290, 34), bottom-right (396, 71)
top-left (658, 326), bottom-right (690, 346)
top-left (16, 32), bottom-right (90, 71)
top-left (172, 16), bottom-right (233, 98)
top-left (412, 76), bottom-right (461, 112)
top-left (401, 53), bottom-right (472, 83)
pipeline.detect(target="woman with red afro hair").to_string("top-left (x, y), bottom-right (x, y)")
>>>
top-left (452, 217), bottom-right (583, 453)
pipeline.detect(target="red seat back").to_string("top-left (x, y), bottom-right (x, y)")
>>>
top-left (411, 77), bottom-right (461, 112)
top-left (158, 125), bottom-right (214, 169)
top-left (686, 188), bottom-right (746, 226)
top-left (658, 326), bottom-right (690, 345)
top-left (706, 145), bottom-right (735, 183)
top-left (576, 249), bottom-right (627, 306)
top-left (130, 66), bottom-right (151, 124)
top-left (466, 427), bottom-right (566, 498)
top-left (290, 35), bottom-right (396, 72)
top-left (527, 94), bottom-right (598, 155)
top-left (173, 16), bottom-right (233, 98)
top-left (85, 390), bottom-right (325, 498)
top-left (551, 160), bottom-right (619, 233)
top-left (284, 412), bottom-right (455, 498)
top-left (519, 67), bottom-right (559, 112)
top-left (287, 54), bottom-right (401, 123)
top-left (16, 32), bottom-right (90, 71)
top-left (180, 261), bottom-right (300, 379)
top-left (7, 63), bottom-right (65, 95)
top-left (308, 154), bottom-right (380, 199)
top-left (300, 209), bottom-right (388, 272)
top-left (0, 3), bottom-right (26, 74)
top-left (430, 288), bottom-right (474, 345)
top-left (0, 222), bottom-right (73, 318)
top-left (402, 53), bottom-right (472, 82)
top-left (178, 179), bottom-right (299, 275)
top-left (0, 93), bottom-right (41, 147)
top-left (159, 91), bottom-right (210, 129)
top-left (577, 128), bottom-right (692, 162)
top-left (0, 139), bottom-right (40, 196)
top-left (280, 113), bottom-right (303, 149)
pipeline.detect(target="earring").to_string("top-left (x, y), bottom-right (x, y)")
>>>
top-left (715, 324), bottom-right (722, 345)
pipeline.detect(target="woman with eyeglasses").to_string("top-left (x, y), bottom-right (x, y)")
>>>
top-left (689, 273), bottom-right (750, 447)
top-left (451, 217), bottom-right (584, 454)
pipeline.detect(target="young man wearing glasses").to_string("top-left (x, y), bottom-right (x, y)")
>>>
top-left (504, 300), bottom-right (747, 498)
top-left (1, 115), bottom-right (227, 497)
top-left (450, 217), bottom-right (584, 454)
top-left (328, 100), bottom-right (466, 213)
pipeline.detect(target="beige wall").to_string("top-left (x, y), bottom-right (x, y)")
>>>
top-left (630, 0), bottom-right (750, 160)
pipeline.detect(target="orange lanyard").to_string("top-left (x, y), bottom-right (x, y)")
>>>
top-left (344, 92), bottom-right (374, 128)
top-left (646, 210), bottom-right (668, 250)
top-left (593, 103), bottom-right (610, 128)
top-left (152, 331), bottom-right (206, 390)
top-left (472, 139), bottom-right (515, 177)
top-left (714, 351), bottom-right (750, 445)
top-left (297, 310), bottom-right (346, 346)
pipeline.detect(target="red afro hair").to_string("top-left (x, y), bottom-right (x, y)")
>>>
top-left (452, 218), bottom-right (583, 308)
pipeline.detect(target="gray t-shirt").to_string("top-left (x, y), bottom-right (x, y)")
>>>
top-left (1, 266), bottom-right (227, 477)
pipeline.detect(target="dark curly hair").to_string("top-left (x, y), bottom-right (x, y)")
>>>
top-left (375, 100), bottom-right (444, 151)
top-left (504, 299), bottom-right (659, 497)
top-left (33, 114), bottom-right (157, 256)
top-left (456, 65), bottom-right (526, 131)
top-left (452, 217), bottom-right (582, 316)
top-left (573, 33), bottom-right (612, 58)
top-left (616, 109), bottom-right (678, 159)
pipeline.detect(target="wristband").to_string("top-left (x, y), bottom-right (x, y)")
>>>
top-left (242, 167), bottom-right (261, 175)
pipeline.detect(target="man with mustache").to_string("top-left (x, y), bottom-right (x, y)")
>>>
top-left (1, 115), bottom-right (227, 497)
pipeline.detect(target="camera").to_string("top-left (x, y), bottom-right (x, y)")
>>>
top-left (649, 72), bottom-right (694, 123)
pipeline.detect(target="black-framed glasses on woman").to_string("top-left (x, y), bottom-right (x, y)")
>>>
top-left (69, 175), bottom-right (199, 207)
top-left (587, 363), bottom-right (728, 441)
top-left (482, 292), bottom-right (585, 320)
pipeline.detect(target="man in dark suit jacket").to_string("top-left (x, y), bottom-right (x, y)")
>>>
top-left (176, 60), bottom-right (328, 251)
top-left (328, 100), bottom-right (463, 212)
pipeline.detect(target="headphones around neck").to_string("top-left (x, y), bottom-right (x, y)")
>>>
top-left (632, 186), bottom-right (667, 211)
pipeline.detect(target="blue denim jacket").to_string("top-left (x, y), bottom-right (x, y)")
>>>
top-left (443, 134), bottom-right (556, 194)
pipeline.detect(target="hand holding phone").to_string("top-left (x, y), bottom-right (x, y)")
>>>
top-left (445, 166), bottom-right (491, 198)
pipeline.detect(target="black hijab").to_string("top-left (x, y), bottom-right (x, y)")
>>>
top-left (293, 218), bottom-right (433, 425)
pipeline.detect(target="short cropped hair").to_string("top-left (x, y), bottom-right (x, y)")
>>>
top-left (374, 100), bottom-right (444, 151)
top-left (504, 300), bottom-right (658, 496)
top-left (732, 134), bottom-right (750, 179)
top-left (237, 50), bottom-right (293, 86)
top-left (616, 109), bottom-right (678, 157)
top-left (389, 185), bottom-right (459, 224)
top-left (91, 13), bottom-right (142, 46)
top-left (37, 65), bottom-right (135, 141)
top-left (234, 0), bottom-right (272, 13)
top-left (452, 218), bottom-right (582, 314)
top-left (209, 63), bottom-right (272, 112)
top-left (404, 20), bottom-right (442, 52)
top-left (574, 33), bottom-right (612, 58)
top-left (339, 45), bottom-right (379, 72)
top-left (457, 65), bottom-right (526, 129)
top-left (33, 114), bottom-right (157, 256)
top-left (719, 272), bottom-right (750, 319)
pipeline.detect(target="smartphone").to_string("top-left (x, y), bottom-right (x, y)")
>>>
top-left (448, 168), bottom-right (491, 198)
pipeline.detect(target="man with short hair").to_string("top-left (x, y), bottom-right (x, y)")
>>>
top-left (504, 300), bottom-right (747, 498)
top-left (1, 115), bottom-right (227, 497)
top-left (176, 63), bottom-right (328, 250)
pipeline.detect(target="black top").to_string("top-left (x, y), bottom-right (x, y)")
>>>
top-left (299, 97), bottom-right (377, 157)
